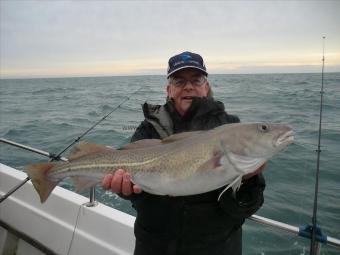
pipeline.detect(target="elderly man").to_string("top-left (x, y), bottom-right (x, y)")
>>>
top-left (102, 51), bottom-right (266, 255)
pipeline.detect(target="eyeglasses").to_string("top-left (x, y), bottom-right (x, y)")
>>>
top-left (170, 75), bottom-right (207, 88)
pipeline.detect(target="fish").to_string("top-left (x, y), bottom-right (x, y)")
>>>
top-left (25, 122), bottom-right (294, 203)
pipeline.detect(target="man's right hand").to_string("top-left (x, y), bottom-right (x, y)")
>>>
top-left (101, 169), bottom-right (142, 196)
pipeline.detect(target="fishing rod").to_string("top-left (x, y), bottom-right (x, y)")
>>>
top-left (0, 86), bottom-right (142, 203)
top-left (55, 87), bottom-right (142, 157)
top-left (310, 36), bottom-right (326, 255)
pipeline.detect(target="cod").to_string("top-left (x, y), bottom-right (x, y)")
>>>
top-left (26, 122), bottom-right (294, 203)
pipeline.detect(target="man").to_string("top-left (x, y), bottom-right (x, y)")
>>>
top-left (102, 51), bottom-right (266, 255)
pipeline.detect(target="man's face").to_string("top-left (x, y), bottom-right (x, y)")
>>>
top-left (167, 69), bottom-right (210, 115)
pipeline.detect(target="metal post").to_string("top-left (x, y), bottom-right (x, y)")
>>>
top-left (84, 187), bottom-right (98, 207)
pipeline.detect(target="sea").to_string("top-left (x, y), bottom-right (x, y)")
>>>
top-left (0, 73), bottom-right (339, 255)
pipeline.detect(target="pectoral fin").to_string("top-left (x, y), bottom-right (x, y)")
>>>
top-left (196, 150), bottom-right (224, 173)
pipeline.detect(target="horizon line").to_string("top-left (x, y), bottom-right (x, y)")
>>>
top-left (1, 71), bottom-right (339, 80)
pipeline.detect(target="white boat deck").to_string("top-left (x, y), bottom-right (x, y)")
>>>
top-left (0, 163), bottom-right (136, 255)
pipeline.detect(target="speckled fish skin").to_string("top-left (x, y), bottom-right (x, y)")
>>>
top-left (25, 122), bottom-right (294, 203)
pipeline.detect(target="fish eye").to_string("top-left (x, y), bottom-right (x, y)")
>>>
top-left (258, 123), bottom-right (270, 132)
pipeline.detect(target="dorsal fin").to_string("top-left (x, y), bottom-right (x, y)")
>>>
top-left (120, 139), bottom-right (162, 150)
top-left (68, 141), bottom-right (114, 160)
top-left (161, 130), bottom-right (203, 144)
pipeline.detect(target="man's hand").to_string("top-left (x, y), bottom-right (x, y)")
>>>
top-left (242, 163), bottom-right (267, 181)
top-left (102, 169), bottom-right (142, 196)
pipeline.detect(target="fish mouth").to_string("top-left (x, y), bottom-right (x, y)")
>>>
top-left (275, 130), bottom-right (295, 147)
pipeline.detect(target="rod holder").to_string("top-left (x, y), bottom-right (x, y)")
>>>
top-left (84, 187), bottom-right (98, 207)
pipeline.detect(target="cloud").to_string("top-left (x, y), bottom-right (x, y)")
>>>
top-left (1, 1), bottom-right (339, 78)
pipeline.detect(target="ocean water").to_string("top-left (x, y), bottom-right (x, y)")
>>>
top-left (0, 73), bottom-right (339, 254)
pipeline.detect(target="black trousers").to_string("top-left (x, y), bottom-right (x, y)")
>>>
top-left (133, 227), bottom-right (242, 255)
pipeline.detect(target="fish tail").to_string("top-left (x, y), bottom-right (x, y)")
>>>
top-left (25, 163), bottom-right (58, 203)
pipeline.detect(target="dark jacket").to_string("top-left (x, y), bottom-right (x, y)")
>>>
top-left (128, 97), bottom-right (265, 255)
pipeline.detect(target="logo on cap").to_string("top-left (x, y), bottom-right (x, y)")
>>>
top-left (181, 53), bottom-right (192, 62)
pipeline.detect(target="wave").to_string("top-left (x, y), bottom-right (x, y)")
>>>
top-left (101, 104), bottom-right (115, 112)
top-left (32, 87), bottom-right (78, 95)
top-left (88, 110), bottom-right (100, 117)
top-left (295, 81), bottom-right (310, 85)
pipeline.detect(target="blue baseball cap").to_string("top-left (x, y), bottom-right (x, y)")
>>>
top-left (167, 51), bottom-right (208, 78)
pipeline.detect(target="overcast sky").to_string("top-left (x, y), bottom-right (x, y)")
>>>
top-left (1, 0), bottom-right (339, 78)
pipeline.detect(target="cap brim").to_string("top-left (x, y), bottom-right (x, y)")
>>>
top-left (167, 66), bottom-right (208, 78)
